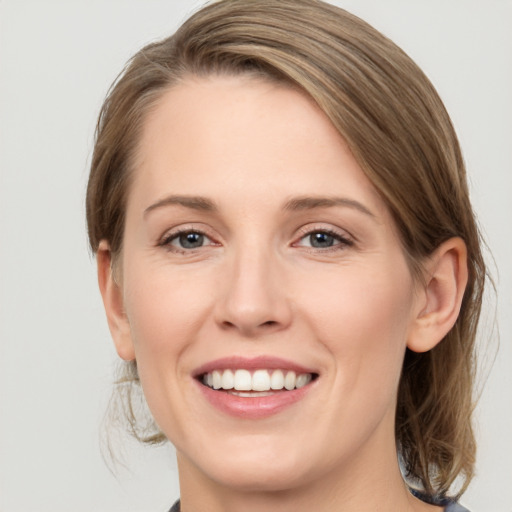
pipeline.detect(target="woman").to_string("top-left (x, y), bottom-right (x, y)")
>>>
top-left (86, 1), bottom-right (486, 510)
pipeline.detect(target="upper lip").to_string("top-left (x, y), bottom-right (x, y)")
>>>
top-left (193, 356), bottom-right (317, 377)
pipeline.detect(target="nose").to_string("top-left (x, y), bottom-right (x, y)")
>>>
top-left (215, 245), bottom-right (292, 337)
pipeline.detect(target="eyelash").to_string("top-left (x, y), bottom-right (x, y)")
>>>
top-left (158, 226), bottom-right (354, 253)
top-left (158, 228), bottom-right (218, 253)
top-left (293, 226), bottom-right (354, 252)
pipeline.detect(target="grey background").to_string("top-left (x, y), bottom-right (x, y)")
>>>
top-left (1, 1), bottom-right (511, 511)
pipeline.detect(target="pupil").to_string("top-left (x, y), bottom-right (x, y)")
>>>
top-left (180, 232), bottom-right (204, 248)
top-left (310, 232), bottom-right (334, 248)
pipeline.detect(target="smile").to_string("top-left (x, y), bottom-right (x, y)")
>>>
top-left (194, 357), bottom-right (319, 418)
top-left (201, 369), bottom-right (314, 394)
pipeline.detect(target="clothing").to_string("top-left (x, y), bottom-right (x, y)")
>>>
top-left (168, 498), bottom-right (470, 511)
top-left (445, 503), bottom-right (470, 512)
top-left (409, 488), bottom-right (471, 512)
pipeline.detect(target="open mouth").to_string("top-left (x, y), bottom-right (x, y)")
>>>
top-left (198, 369), bottom-right (318, 397)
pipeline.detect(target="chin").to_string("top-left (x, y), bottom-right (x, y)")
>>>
top-left (209, 462), bottom-right (311, 493)
top-left (184, 439), bottom-right (317, 493)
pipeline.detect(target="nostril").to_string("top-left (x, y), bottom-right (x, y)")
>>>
top-left (220, 318), bottom-right (279, 333)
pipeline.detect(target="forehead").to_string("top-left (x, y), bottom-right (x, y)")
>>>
top-left (129, 75), bottom-right (386, 218)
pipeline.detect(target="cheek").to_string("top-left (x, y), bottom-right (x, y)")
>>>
top-left (123, 261), bottom-right (214, 360)
top-left (301, 262), bottom-right (414, 388)
top-left (120, 262), bottom-right (217, 433)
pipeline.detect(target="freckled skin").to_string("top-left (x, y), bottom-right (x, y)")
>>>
top-left (109, 76), bottom-right (443, 512)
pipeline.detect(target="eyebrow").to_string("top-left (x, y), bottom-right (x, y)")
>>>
top-left (143, 194), bottom-right (376, 219)
top-left (144, 195), bottom-right (218, 216)
top-left (283, 196), bottom-right (376, 218)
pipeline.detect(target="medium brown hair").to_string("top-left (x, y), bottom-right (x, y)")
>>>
top-left (86, 0), bottom-right (486, 498)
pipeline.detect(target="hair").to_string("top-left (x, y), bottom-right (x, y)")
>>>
top-left (86, 0), bottom-right (487, 499)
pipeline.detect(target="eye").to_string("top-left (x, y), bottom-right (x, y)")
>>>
top-left (295, 228), bottom-right (353, 250)
top-left (307, 232), bottom-right (337, 248)
top-left (160, 230), bottom-right (215, 251)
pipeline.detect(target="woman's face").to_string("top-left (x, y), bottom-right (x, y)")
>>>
top-left (115, 76), bottom-right (422, 491)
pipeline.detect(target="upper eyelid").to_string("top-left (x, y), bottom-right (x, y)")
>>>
top-left (159, 224), bottom-right (218, 244)
top-left (293, 223), bottom-right (354, 241)
top-left (165, 230), bottom-right (213, 244)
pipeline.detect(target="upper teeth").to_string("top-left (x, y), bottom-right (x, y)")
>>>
top-left (202, 369), bottom-right (312, 391)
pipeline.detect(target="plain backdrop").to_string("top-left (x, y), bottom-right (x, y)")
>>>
top-left (0, 1), bottom-right (511, 511)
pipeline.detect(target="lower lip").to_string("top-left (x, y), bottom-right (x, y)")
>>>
top-left (195, 380), bottom-right (314, 419)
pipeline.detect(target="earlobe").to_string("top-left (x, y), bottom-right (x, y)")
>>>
top-left (97, 241), bottom-right (136, 361)
top-left (407, 237), bottom-right (468, 353)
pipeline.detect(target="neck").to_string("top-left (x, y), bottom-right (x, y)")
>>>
top-left (178, 459), bottom-right (410, 512)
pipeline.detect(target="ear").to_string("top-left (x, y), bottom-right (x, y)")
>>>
top-left (97, 241), bottom-right (136, 361)
top-left (407, 237), bottom-right (468, 353)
